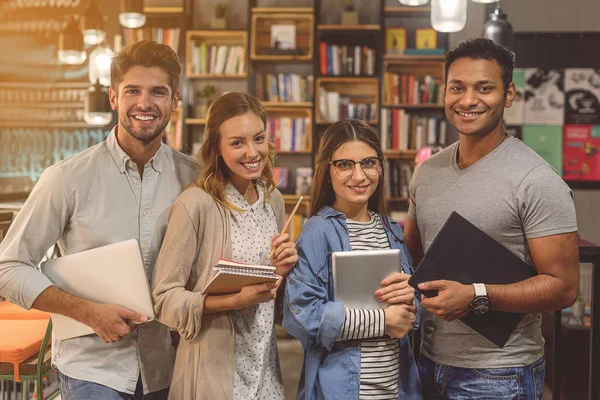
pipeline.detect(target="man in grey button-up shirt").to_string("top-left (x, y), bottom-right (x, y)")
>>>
top-left (0, 40), bottom-right (200, 399)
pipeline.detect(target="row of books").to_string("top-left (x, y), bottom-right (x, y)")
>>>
top-left (189, 43), bottom-right (245, 75)
top-left (256, 73), bottom-right (314, 103)
top-left (267, 117), bottom-right (310, 152)
top-left (123, 27), bottom-right (180, 53)
top-left (384, 160), bottom-right (413, 199)
top-left (380, 108), bottom-right (448, 151)
top-left (273, 167), bottom-right (313, 196)
top-left (319, 43), bottom-right (376, 76)
top-left (318, 87), bottom-right (377, 122)
top-left (383, 73), bottom-right (444, 105)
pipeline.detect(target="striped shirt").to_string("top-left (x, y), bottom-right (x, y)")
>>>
top-left (337, 212), bottom-right (401, 399)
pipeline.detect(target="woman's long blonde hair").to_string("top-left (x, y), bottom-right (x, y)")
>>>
top-left (194, 92), bottom-right (277, 210)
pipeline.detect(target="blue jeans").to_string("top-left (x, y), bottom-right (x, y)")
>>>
top-left (59, 372), bottom-right (169, 400)
top-left (418, 355), bottom-right (546, 400)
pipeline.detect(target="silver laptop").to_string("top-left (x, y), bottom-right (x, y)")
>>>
top-left (332, 249), bottom-right (404, 309)
top-left (42, 239), bottom-right (155, 340)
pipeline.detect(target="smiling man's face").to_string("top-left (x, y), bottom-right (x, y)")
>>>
top-left (444, 57), bottom-right (515, 138)
top-left (109, 65), bottom-right (178, 144)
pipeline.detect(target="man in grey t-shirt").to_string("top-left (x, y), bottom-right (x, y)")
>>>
top-left (404, 38), bottom-right (579, 399)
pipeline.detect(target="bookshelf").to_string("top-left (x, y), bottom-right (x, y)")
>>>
top-left (185, 30), bottom-right (248, 78)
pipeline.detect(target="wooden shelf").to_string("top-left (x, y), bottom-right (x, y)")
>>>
top-left (1, 121), bottom-right (95, 128)
top-left (383, 150), bottom-right (417, 160)
top-left (144, 6), bottom-right (184, 14)
top-left (251, 10), bottom-right (314, 61)
top-left (185, 118), bottom-right (206, 125)
top-left (262, 102), bottom-right (313, 108)
top-left (277, 150), bottom-right (312, 155)
top-left (251, 7), bottom-right (313, 14)
top-left (318, 25), bottom-right (381, 31)
top-left (187, 73), bottom-right (248, 79)
top-left (317, 77), bottom-right (379, 84)
top-left (382, 104), bottom-right (444, 109)
top-left (267, 107), bottom-right (313, 152)
top-left (283, 194), bottom-right (311, 203)
top-left (384, 6), bottom-right (431, 15)
top-left (0, 102), bottom-right (83, 108)
top-left (384, 54), bottom-right (445, 62)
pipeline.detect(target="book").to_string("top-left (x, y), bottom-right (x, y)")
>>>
top-left (295, 167), bottom-right (312, 196)
top-left (524, 68), bottom-right (565, 125)
top-left (564, 68), bottom-right (600, 125)
top-left (385, 28), bottom-right (406, 55)
top-left (415, 28), bottom-right (437, 49)
top-left (408, 212), bottom-right (537, 348)
top-left (404, 48), bottom-right (445, 56)
top-left (202, 258), bottom-right (278, 295)
top-left (522, 125), bottom-right (564, 175)
top-left (563, 125), bottom-right (600, 181)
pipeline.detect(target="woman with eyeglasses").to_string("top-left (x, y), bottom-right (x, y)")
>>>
top-left (282, 119), bottom-right (422, 400)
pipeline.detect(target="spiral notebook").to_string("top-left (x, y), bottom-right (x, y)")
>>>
top-left (202, 258), bottom-right (278, 295)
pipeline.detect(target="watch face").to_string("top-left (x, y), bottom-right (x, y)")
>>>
top-left (472, 297), bottom-right (491, 315)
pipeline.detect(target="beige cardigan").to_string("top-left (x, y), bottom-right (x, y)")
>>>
top-left (152, 186), bottom-right (286, 400)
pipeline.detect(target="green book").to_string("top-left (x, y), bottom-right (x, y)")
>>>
top-left (522, 125), bottom-right (563, 175)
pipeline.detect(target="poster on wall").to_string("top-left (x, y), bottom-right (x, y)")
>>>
top-left (522, 125), bottom-right (563, 174)
top-left (524, 69), bottom-right (565, 125)
top-left (563, 125), bottom-right (600, 181)
top-left (564, 69), bottom-right (600, 125)
top-left (504, 68), bottom-right (525, 125)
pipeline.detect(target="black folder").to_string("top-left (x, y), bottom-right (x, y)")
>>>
top-left (408, 212), bottom-right (537, 348)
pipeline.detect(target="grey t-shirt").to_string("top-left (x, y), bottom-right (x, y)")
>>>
top-left (408, 135), bottom-right (577, 368)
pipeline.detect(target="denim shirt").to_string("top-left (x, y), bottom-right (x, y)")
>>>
top-left (283, 206), bottom-right (423, 400)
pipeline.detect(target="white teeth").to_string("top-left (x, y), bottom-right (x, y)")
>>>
top-left (134, 115), bottom-right (155, 121)
top-left (243, 161), bottom-right (259, 168)
top-left (349, 186), bottom-right (368, 190)
top-left (458, 112), bottom-right (481, 118)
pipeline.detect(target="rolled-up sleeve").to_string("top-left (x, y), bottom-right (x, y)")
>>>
top-left (152, 198), bottom-right (206, 340)
top-left (0, 165), bottom-right (70, 308)
top-left (282, 219), bottom-right (345, 351)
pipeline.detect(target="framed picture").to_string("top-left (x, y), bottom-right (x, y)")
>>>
top-left (416, 28), bottom-right (437, 49)
top-left (385, 28), bottom-right (406, 55)
top-left (270, 24), bottom-right (296, 50)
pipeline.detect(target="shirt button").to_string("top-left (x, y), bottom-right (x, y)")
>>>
top-left (139, 344), bottom-right (146, 349)
top-left (127, 160), bottom-right (135, 169)
top-left (142, 244), bottom-right (148, 250)
top-left (134, 180), bottom-right (139, 185)
top-left (142, 211), bottom-right (147, 217)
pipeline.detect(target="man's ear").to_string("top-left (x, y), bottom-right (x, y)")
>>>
top-left (109, 87), bottom-right (118, 111)
top-left (505, 82), bottom-right (517, 108)
top-left (172, 91), bottom-right (180, 112)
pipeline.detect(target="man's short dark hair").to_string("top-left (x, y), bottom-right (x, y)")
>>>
top-left (445, 38), bottom-right (515, 93)
top-left (110, 40), bottom-right (181, 97)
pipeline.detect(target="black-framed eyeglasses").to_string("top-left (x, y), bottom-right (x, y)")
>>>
top-left (329, 156), bottom-right (382, 178)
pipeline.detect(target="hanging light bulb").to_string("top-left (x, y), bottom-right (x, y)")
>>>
top-left (84, 80), bottom-right (113, 126)
top-left (89, 42), bottom-right (115, 87)
top-left (482, 2), bottom-right (514, 48)
top-left (58, 17), bottom-right (86, 65)
top-left (82, 0), bottom-right (106, 45)
top-left (399, 0), bottom-right (429, 5)
top-left (119, 0), bottom-right (146, 29)
top-left (431, 0), bottom-right (467, 33)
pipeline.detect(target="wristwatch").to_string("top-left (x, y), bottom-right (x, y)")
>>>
top-left (470, 283), bottom-right (491, 315)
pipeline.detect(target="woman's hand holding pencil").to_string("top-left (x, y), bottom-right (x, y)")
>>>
top-left (270, 196), bottom-right (302, 276)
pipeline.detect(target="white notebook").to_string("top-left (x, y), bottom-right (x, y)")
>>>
top-left (202, 258), bottom-right (278, 295)
top-left (42, 239), bottom-right (155, 340)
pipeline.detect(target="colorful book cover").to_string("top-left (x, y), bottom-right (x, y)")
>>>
top-left (524, 69), bottom-right (565, 125)
top-left (563, 125), bottom-right (600, 181)
top-left (564, 69), bottom-right (600, 125)
top-left (415, 29), bottom-right (437, 49)
top-left (272, 167), bottom-right (289, 189)
top-left (385, 28), bottom-right (406, 55)
top-left (522, 125), bottom-right (563, 174)
top-left (504, 68), bottom-right (525, 125)
top-left (295, 167), bottom-right (312, 196)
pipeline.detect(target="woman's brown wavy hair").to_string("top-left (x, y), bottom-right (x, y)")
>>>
top-left (193, 92), bottom-right (276, 211)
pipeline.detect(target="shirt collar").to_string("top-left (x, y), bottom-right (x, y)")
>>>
top-left (106, 126), bottom-right (164, 174)
top-left (225, 183), bottom-right (265, 211)
top-left (316, 205), bottom-right (346, 219)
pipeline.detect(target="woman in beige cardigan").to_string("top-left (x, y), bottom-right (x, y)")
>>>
top-left (152, 92), bottom-right (298, 400)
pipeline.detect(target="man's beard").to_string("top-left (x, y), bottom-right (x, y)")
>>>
top-left (120, 116), bottom-right (169, 144)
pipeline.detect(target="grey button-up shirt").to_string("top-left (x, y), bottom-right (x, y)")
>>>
top-left (0, 127), bottom-right (200, 394)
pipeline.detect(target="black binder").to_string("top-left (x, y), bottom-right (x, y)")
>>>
top-left (408, 212), bottom-right (537, 348)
